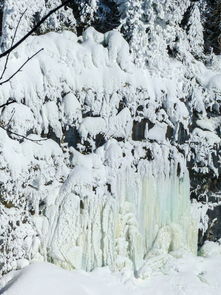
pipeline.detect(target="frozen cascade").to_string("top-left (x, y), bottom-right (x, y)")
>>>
top-left (46, 148), bottom-right (197, 273)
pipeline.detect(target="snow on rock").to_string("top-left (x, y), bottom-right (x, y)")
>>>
top-left (104, 30), bottom-right (133, 72)
top-left (79, 117), bottom-right (106, 139)
top-left (199, 241), bottom-right (221, 258)
top-left (108, 107), bottom-right (132, 138)
top-left (62, 92), bottom-right (82, 125)
top-left (0, 103), bottom-right (35, 136)
top-left (206, 74), bottom-right (221, 92)
top-left (192, 128), bottom-right (221, 147)
top-left (145, 122), bottom-right (167, 142)
top-left (82, 27), bottom-right (106, 68)
top-left (196, 117), bottom-right (221, 132)
top-left (42, 101), bottom-right (62, 139)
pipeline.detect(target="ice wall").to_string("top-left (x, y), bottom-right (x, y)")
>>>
top-left (43, 143), bottom-right (197, 274)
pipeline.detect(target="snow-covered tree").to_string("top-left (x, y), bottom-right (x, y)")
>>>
top-left (120, 0), bottom-right (148, 67)
top-left (62, 0), bottom-right (121, 34)
top-left (186, 3), bottom-right (204, 57)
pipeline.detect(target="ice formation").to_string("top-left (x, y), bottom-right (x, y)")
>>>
top-left (0, 0), bottom-right (220, 282)
top-left (47, 144), bottom-right (197, 273)
top-left (0, 28), bottom-right (199, 276)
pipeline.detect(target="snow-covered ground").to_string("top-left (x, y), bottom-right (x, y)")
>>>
top-left (1, 241), bottom-right (221, 295)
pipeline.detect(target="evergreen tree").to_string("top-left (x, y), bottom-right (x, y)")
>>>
top-left (187, 3), bottom-right (204, 57)
top-left (121, 0), bottom-right (148, 67)
top-left (63, 0), bottom-right (121, 35)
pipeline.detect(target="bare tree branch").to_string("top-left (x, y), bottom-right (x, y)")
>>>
top-left (0, 48), bottom-right (44, 86)
top-left (0, 124), bottom-right (47, 143)
top-left (0, 99), bottom-right (16, 108)
top-left (0, 9), bottom-right (27, 80)
top-left (0, 104), bottom-right (47, 143)
top-left (0, 0), bottom-right (74, 143)
top-left (5, 108), bottom-right (15, 127)
top-left (0, 0), bottom-right (72, 59)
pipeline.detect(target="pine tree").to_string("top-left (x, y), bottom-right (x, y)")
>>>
top-left (121, 0), bottom-right (148, 67)
top-left (187, 3), bottom-right (204, 57)
top-left (62, 0), bottom-right (121, 35)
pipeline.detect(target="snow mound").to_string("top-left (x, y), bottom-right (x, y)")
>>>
top-left (2, 251), bottom-right (221, 295)
top-left (206, 74), bottom-right (221, 92)
top-left (0, 262), bottom-right (138, 295)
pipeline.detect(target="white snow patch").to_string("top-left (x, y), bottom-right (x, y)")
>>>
top-left (2, 248), bottom-right (221, 295)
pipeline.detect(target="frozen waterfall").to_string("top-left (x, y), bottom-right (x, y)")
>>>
top-left (45, 144), bottom-right (198, 274)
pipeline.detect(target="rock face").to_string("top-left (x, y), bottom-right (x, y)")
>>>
top-left (0, 0), bottom-right (220, 276)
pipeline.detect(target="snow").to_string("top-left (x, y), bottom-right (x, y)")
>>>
top-left (196, 117), bottom-right (221, 132)
top-left (192, 128), bottom-right (221, 146)
top-left (108, 107), bottom-right (132, 138)
top-left (0, 0), bottom-right (221, 284)
top-left (1, 0), bottom-right (76, 48)
top-left (62, 92), bottom-right (82, 124)
top-left (79, 117), bottom-right (106, 139)
top-left (0, 24), bottom-right (216, 277)
top-left (104, 30), bottom-right (133, 72)
top-left (206, 74), bottom-right (221, 92)
top-left (0, 103), bottom-right (35, 136)
top-left (42, 101), bottom-right (62, 138)
top-left (145, 122), bottom-right (167, 142)
top-left (2, 244), bottom-right (221, 295)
